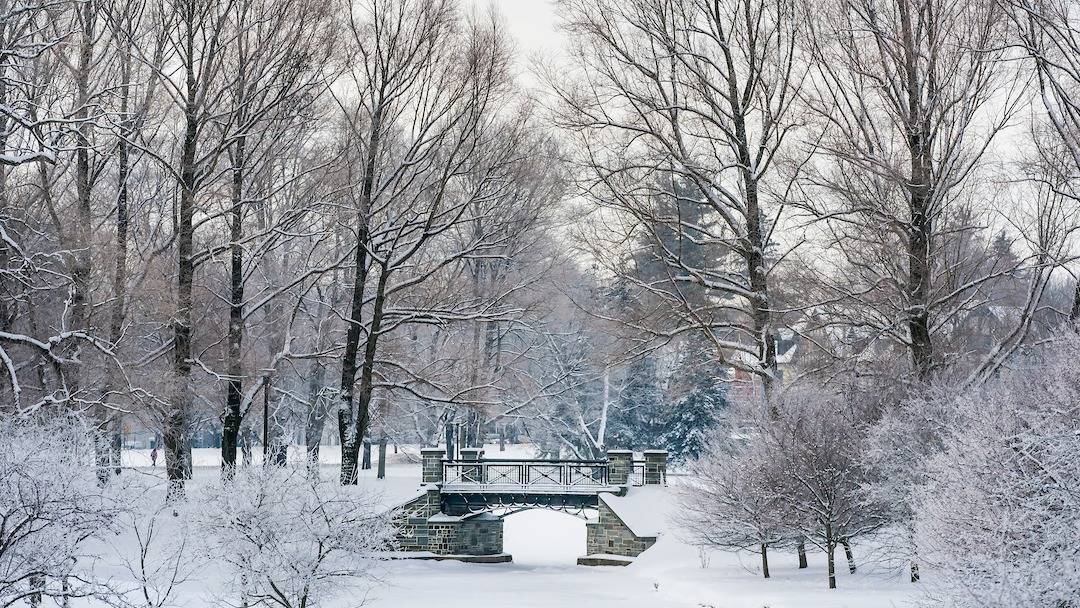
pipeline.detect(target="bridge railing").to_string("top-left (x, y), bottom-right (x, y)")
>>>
top-left (441, 459), bottom-right (612, 493)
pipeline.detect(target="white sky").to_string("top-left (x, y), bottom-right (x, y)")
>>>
top-left (471, 0), bottom-right (567, 87)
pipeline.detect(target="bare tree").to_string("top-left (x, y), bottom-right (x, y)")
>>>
top-left (552, 0), bottom-right (805, 406)
top-left (216, 0), bottom-right (334, 474)
top-left (332, 0), bottom-right (517, 483)
top-left (797, 0), bottom-right (1058, 384)
top-left (1003, 0), bottom-right (1080, 322)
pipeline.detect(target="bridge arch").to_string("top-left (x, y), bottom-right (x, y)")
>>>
top-left (503, 509), bottom-right (590, 564)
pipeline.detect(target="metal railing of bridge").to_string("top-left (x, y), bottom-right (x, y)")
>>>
top-left (440, 458), bottom-right (659, 492)
top-left (441, 459), bottom-right (615, 493)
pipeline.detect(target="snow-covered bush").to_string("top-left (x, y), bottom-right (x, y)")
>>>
top-left (197, 463), bottom-right (392, 607)
top-left (914, 334), bottom-right (1080, 607)
top-left (768, 389), bottom-right (886, 588)
top-left (677, 427), bottom-right (786, 578)
top-left (0, 413), bottom-right (120, 606)
top-left (678, 388), bottom-right (886, 588)
top-left (113, 502), bottom-right (203, 608)
top-left (862, 384), bottom-right (956, 582)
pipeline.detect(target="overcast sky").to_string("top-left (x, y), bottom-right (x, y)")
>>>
top-left (475, 0), bottom-right (566, 87)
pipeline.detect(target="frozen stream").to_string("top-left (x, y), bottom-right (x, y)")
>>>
top-left (368, 510), bottom-right (683, 608)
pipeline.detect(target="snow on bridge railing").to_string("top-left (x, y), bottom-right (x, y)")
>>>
top-left (438, 457), bottom-right (662, 492)
top-left (441, 459), bottom-right (615, 493)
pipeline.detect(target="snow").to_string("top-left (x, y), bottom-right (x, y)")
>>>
top-left (504, 509), bottom-right (588, 564)
top-left (599, 485), bottom-right (667, 537)
top-left (75, 448), bottom-right (917, 608)
top-left (368, 511), bottom-right (916, 608)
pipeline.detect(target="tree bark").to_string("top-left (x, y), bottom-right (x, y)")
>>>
top-left (222, 135), bottom-right (246, 475)
top-left (842, 538), bottom-right (856, 574)
top-left (901, 1), bottom-right (935, 381)
top-left (341, 267), bottom-right (388, 483)
top-left (337, 107), bottom-right (382, 484)
top-left (166, 32), bottom-right (200, 499)
top-left (304, 359), bottom-right (327, 475)
top-left (0, 61), bottom-right (8, 335)
top-left (760, 543), bottom-right (770, 579)
top-left (827, 525), bottom-right (837, 589)
top-left (797, 539), bottom-right (808, 569)
top-left (70, 0), bottom-right (105, 482)
top-left (1070, 279), bottom-right (1080, 325)
top-left (722, 50), bottom-right (777, 409)
top-left (377, 436), bottom-right (386, 479)
top-left (106, 30), bottom-right (133, 478)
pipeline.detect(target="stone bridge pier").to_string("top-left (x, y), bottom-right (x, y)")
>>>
top-left (390, 448), bottom-right (668, 565)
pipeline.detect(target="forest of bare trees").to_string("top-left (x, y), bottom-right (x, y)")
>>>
top-left (1, 0), bottom-right (1079, 603)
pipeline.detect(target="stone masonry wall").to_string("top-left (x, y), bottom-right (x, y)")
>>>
top-left (391, 490), bottom-right (504, 555)
top-left (427, 522), bottom-right (457, 554)
top-left (452, 514), bottom-right (503, 555)
top-left (391, 489), bottom-right (442, 552)
top-left (585, 499), bottom-right (656, 557)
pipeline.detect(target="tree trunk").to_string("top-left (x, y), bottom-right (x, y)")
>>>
top-left (104, 17), bottom-right (135, 478)
top-left (71, 0), bottom-right (105, 482)
top-left (361, 440), bottom-right (371, 470)
top-left (222, 136), bottom-right (246, 476)
top-left (304, 360), bottom-right (327, 475)
top-left (902, 5), bottom-right (935, 381)
top-left (0, 69), bottom-right (8, 336)
top-left (444, 422), bottom-right (455, 461)
top-left (760, 543), bottom-right (770, 579)
top-left (337, 109), bottom-right (383, 485)
top-left (341, 268), bottom-right (389, 484)
top-left (240, 428), bottom-right (253, 466)
top-left (466, 409), bottom-right (482, 447)
top-left (167, 44), bottom-right (200, 499)
top-left (910, 525), bottom-right (920, 582)
top-left (827, 525), bottom-right (837, 589)
top-left (377, 437), bottom-right (386, 479)
top-left (28, 574), bottom-right (43, 608)
top-left (1070, 278), bottom-right (1080, 325)
top-left (725, 68), bottom-right (777, 410)
top-left (842, 538), bottom-right (856, 574)
top-left (797, 539), bottom-right (808, 569)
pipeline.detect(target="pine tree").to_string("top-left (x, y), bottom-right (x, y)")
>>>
top-left (608, 356), bottom-right (667, 449)
top-left (662, 377), bottom-right (728, 463)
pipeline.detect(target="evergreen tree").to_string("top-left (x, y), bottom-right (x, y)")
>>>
top-left (662, 375), bottom-right (728, 463)
top-left (608, 356), bottom-right (667, 450)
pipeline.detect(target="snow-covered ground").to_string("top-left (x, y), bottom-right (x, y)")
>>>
top-left (370, 513), bottom-right (915, 608)
top-left (92, 446), bottom-right (916, 608)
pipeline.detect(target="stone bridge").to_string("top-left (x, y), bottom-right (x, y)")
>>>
top-left (391, 448), bottom-right (669, 565)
